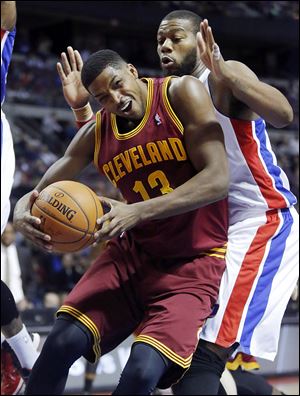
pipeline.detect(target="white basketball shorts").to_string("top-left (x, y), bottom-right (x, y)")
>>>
top-left (1, 110), bottom-right (15, 234)
top-left (201, 206), bottom-right (299, 360)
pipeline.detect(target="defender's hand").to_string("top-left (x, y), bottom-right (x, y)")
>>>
top-left (13, 190), bottom-right (53, 251)
top-left (197, 19), bottom-right (229, 82)
top-left (57, 46), bottom-right (90, 109)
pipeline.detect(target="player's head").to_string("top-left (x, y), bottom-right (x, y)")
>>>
top-left (157, 10), bottom-right (202, 77)
top-left (81, 49), bottom-right (146, 120)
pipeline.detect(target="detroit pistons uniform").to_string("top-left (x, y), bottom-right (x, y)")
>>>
top-left (1, 27), bottom-right (16, 234)
top-left (199, 69), bottom-right (299, 361)
top-left (58, 77), bottom-right (228, 387)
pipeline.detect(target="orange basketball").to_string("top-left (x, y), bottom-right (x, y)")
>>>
top-left (31, 180), bottom-right (103, 253)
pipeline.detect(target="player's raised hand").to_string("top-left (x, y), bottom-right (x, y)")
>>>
top-left (197, 19), bottom-right (228, 82)
top-left (13, 190), bottom-right (53, 251)
top-left (57, 46), bottom-right (90, 109)
top-left (93, 197), bottom-right (142, 243)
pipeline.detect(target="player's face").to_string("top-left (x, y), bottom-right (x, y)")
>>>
top-left (88, 65), bottom-right (146, 120)
top-left (157, 18), bottom-right (199, 77)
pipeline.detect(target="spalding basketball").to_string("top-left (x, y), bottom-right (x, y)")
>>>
top-left (31, 180), bottom-right (103, 253)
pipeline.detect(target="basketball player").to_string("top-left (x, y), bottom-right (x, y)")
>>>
top-left (56, 9), bottom-right (298, 395)
top-left (14, 49), bottom-right (231, 394)
top-left (156, 10), bottom-right (299, 395)
top-left (1, 1), bottom-right (40, 394)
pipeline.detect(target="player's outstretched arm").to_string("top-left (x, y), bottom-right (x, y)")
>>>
top-left (13, 121), bottom-right (96, 250)
top-left (1, 1), bottom-right (16, 31)
top-left (198, 19), bottom-right (293, 128)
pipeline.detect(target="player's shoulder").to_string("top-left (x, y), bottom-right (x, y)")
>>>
top-left (168, 75), bottom-right (206, 98)
top-left (73, 119), bottom-right (96, 143)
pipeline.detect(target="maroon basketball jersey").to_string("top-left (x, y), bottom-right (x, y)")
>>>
top-left (94, 77), bottom-right (228, 258)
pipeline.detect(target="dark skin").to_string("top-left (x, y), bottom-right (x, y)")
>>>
top-left (1, 1), bottom-right (16, 31)
top-left (157, 18), bottom-right (293, 127)
top-left (13, 62), bottom-right (229, 250)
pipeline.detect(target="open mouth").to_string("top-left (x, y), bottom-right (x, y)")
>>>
top-left (161, 56), bottom-right (175, 68)
top-left (120, 100), bottom-right (132, 114)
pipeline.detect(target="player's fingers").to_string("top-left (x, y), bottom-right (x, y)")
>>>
top-left (29, 189), bottom-right (39, 205)
top-left (74, 50), bottom-right (83, 71)
top-left (207, 26), bottom-right (215, 50)
top-left (23, 213), bottom-right (41, 226)
top-left (67, 46), bottom-right (77, 71)
top-left (61, 52), bottom-right (72, 75)
top-left (56, 63), bottom-right (67, 82)
top-left (96, 212), bottom-right (112, 228)
top-left (28, 235), bottom-right (53, 251)
top-left (24, 220), bottom-right (51, 240)
top-left (197, 32), bottom-right (206, 54)
top-left (200, 19), bottom-right (209, 42)
top-left (212, 43), bottom-right (221, 61)
top-left (56, 62), bottom-right (66, 80)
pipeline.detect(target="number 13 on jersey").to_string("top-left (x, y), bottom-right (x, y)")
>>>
top-left (133, 170), bottom-right (173, 201)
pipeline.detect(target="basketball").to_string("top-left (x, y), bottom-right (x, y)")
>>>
top-left (31, 180), bottom-right (104, 253)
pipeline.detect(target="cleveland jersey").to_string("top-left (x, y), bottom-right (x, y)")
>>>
top-left (94, 77), bottom-right (228, 258)
top-left (199, 69), bottom-right (297, 225)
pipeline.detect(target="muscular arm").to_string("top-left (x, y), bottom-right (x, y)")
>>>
top-left (34, 120), bottom-right (96, 192)
top-left (13, 121), bottom-right (96, 243)
top-left (216, 60), bottom-right (293, 128)
top-left (1, 1), bottom-right (16, 31)
top-left (136, 76), bottom-right (229, 221)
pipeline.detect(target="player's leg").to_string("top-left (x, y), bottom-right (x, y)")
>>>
top-left (229, 368), bottom-right (282, 395)
top-left (172, 340), bottom-right (238, 395)
top-left (139, 253), bottom-right (227, 394)
top-left (83, 360), bottom-right (99, 395)
top-left (25, 314), bottom-right (92, 395)
top-left (113, 343), bottom-right (173, 395)
top-left (1, 280), bottom-right (40, 394)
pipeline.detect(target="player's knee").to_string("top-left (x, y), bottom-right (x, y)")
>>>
top-left (203, 340), bottom-right (239, 361)
top-left (191, 340), bottom-right (238, 377)
top-left (43, 317), bottom-right (91, 361)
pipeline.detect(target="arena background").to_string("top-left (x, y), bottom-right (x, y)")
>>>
top-left (2, 1), bottom-right (299, 394)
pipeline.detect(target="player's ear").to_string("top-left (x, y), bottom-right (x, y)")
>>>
top-left (127, 64), bottom-right (139, 79)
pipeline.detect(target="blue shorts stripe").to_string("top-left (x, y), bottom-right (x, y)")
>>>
top-left (240, 208), bottom-right (293, 352)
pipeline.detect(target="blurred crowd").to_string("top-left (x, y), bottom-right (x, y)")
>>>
top-left (159, 1), bottom-right (299, 19)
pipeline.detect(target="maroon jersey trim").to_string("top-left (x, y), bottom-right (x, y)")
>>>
top-left (94, 111), bottom-right (102, 171)
top-left (162, 76), bottom-right (184, 134)
top-left (57, 305), bottom-right (101, 362)
top-left (110, 78), bottom-right (154, 140)
top-left (135, 334), bottom-right (193, 368)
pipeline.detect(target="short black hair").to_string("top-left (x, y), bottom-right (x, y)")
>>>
top-left (162, 10), bottom-right (202, 35)
top-left (81, 49), bottom-right (126, 90)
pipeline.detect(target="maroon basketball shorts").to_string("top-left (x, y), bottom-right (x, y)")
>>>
top-left (57, 233), bottom-right (226, 387)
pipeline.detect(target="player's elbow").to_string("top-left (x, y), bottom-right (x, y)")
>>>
top-left (281, 105), bottom-right (294, 127)
top-left (273, 104), bottom-right (294, 128)
top-left (209, 170), bottom-right (230, 201)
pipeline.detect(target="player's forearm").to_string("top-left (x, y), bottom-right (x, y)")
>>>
top-left (136, 166), bottom-right (229, 222)
top-left (225, 73), bottom-right (293, 128)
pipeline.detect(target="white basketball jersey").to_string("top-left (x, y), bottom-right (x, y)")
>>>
top-left (199, 69), bottom-right (297, 225)
top-left (1, 27), bottom-right (16, 234)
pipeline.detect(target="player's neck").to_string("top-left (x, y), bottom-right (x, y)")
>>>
top-left (191, 62), bottom-right (207, 79)
top-left (116, 116), bottom-right (140, 133)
